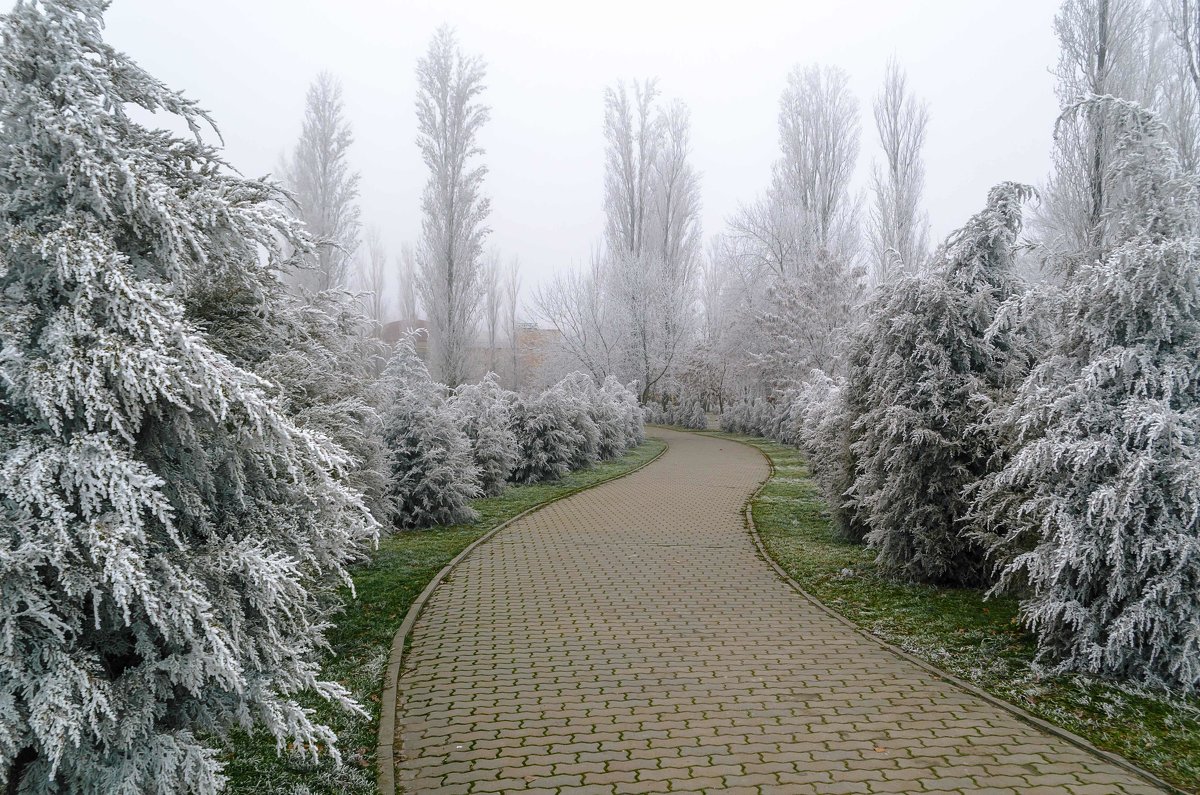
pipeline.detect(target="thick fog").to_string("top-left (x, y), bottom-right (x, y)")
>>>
top-left (103, 0), bottom-right (1060, 301)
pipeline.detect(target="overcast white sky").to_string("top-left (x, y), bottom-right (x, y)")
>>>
top-left (104, 0), bottom-right (1062, 319)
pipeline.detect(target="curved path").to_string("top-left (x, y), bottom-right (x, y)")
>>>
top-left (393, 429), bottom-right (1163, 794)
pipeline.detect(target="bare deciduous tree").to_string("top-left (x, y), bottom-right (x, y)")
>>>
top-left (737, 62), bottom-right (865, 386)
top-left (1158, 0), bottom-right (1200, 170)
top-left (396, 241), bottom-right (419, 324)
top-left (775, 63), bottom-right (862, 265)
top-left (355, 225), bottom-right (387, 330)
top-left (535, 251), bottom-right (623, 384)
top-left (415, 25), bottom-right (490, 387)
top-left (482, 247), bottom-right (502, 374)
top-left (1161, 0), bottom-right (1200, 96)
top-left (727, 192), bottom-right (804, 278)
top-left (601, 79), bottom-right (701, 400)
top-left (869, 57), bottom-right (930, 286)
top-left (604, 79), bottom-right (660, 260)
top-left (651, 101), bottom-right (702, 284)
top-left (281, 71), bottom-right (361, 294)
top-left (504, 257), bottom-right (522, 388)
top-left (1040, 0), bottom-right (1159, 268)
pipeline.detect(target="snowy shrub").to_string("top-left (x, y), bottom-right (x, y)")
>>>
top-left (383, 334), bottom-right (481, 529)
top-left (675, 395), bottom-right (709, 430)
top-left (602, 375), bottom-right (645, 447)
top-left (258, 291), bottom-right (392, 523)
top-left (550, 372), bottom-right (602, 469)
top-left (761, 389), bottom-right (797, 444)
top-left (663, 400), bottom-right (683, 426)
top-left (509, 390), bottom-right (586, 484)
top-left (191, 280), bottom-right (393, 525)
top-left (507, 372), bottom-right (641, 483)
top-left (642, 393), bottom-right (705, 430)
top-left (719, 395), bottom-right (753, 434)
top-left (452, 374), bottom-right (519, 496)
top-left (848, 182), bottom-right (1034, 586)
top-left (720, 393), bottom-right (774, 437)
top-left (0, 3), bottom-right (378, 791)
top-left (643, 401), bottom-right (669, 425)
top-left (591, 382), bottom-right (630, 460)
top-left (794, 372), bottom-right (863, 541)
top-left (974, 99), bottom-right (1200, 693)
top-left (757, 397), bottom-right (781, 439)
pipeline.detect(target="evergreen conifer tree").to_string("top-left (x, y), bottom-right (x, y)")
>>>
top-left (0, 2), bottom-right (377, 790)
top-left (382, 335), bottom-right (481, 529)
top-left (976, 99), bottom-right (1200, 692)
top-left (849, 182), bottom-right (1034, 585)
top-left (452, 374), bottom-right (518, 497)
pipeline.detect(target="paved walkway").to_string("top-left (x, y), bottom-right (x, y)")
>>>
top-left (393, 429), bottom-right (1162, 794)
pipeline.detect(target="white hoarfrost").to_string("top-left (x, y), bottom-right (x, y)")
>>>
top-left (974, 99), bottom-right (1200, 693)
top-left (509, 374), bottom-right (642, 485)
top-left (848, 182), bottom-right (1034, 586)
top-left (452, 374), bottom-right (519, 497)
top-left (509, 390), bottom-right (587, 485)
top-left (0, 2), bottom-right (377, 792)
top-left (414, 26), bottom-right (491, 388)
top-left (793, 371), bottom-right (861, 541)
top-left (382, 334), bottom-right (481, 529)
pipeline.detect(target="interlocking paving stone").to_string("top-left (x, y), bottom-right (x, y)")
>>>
top-left (394, 429), bottom-right (1164, 794)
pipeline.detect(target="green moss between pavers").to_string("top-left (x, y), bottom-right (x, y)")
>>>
top-left (708, 432), bottom-right (1200, 794)
top-left (221, 438), bottom-right (667, 795)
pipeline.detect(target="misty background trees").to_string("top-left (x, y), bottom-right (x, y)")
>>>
top-left (414, 26), bottom-right (491, 388)
top-left (281, 71), bottom-right (362, 294)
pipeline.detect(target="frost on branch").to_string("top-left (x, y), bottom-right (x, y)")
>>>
top-left (0, 2), bottom-right (377, 792)
top-left (974, 98), bottom-right (1200, 693)
top-left (548, 372), bottom-right (603, 470)
top-left (508, 373), bottom-right (641, 485)
top-left (382, 333), bottom-right (481, 529)
top-left (602, 375), bottom-right (645, 448)
top-left (191, 281), bottom-right (394, 525)
top-left (452, 374), bottom-right (519, 497)
top-left (793, 372), bottom-right (862, 542)
top-left (847, 182), bottom-right (1034, 586)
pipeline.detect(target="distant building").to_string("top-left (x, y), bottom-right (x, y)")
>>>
top-left (514, 322), bottom-right (561, 389)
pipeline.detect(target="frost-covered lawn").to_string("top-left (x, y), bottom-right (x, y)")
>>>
top-left (725, 434), bottom-right (1200, 794)
top-left (221, 438), bottom-right (667, 794)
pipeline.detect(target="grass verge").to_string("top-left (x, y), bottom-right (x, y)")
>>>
top-left (713, 432), bottom-right (1200, 794)
top-left (222, 438), bottom-right (667, 795)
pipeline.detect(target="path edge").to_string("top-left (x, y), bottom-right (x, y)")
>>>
top-left (713, 431), bottom-right (1182, 795)
top-left (375, 437), bottom-right (669, 795)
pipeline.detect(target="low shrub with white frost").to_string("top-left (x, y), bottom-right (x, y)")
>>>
top-left (603, 375), bottom-right (645, 448)
top-left (548, 372), bottom-right (602, 470)
top-left (382, 334), bottom-right (481, 529)
top-left (452, 374), bottom-right (519, 497)
top-left (847, 182), bottom-right (1033, 587)
top-left (509, 389), bottom-right (586, 484)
